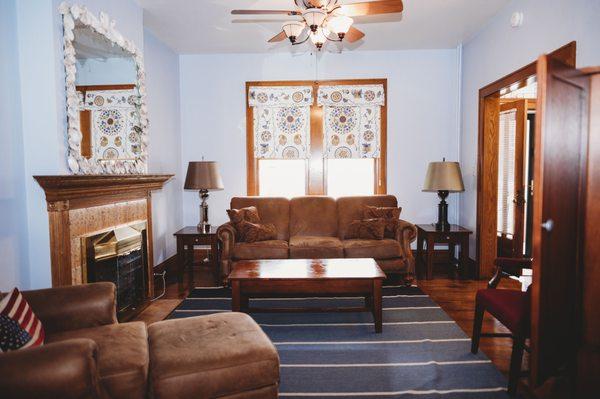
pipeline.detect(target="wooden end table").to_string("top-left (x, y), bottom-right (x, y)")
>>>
top-left (229, 258), bottom-right (386, 333)
top-left (416, 224), bottom-right (473, 280)
top-left (174, 226), bottom-right (219, 291)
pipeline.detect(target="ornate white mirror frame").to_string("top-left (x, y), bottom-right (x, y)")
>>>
top-left (60, 2), bottom-right (148, 174)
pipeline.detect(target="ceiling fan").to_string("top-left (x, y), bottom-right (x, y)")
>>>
top-left (231, 0), bottom-right (404, 50)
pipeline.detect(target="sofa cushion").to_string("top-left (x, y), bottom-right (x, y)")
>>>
top-left (231, 197), bottom-right (290, 240)
top-left (0, 287), bottom-right (45, 351)
top-left (235, 221), bottom-right (277, 243)
top-left (363, 205), bottom-right (402, 238)
top-left (46, 322), bottom-right (148, 399)
top-left (337, 195), bottom-right (398, 240)
top-left (343, 238), bottom-right (402, 259)
top-left (345, 218), bottom-right (386, 240)
top-left (148, 313), bottom-right (279, 399)
top-left (233, 240), bottom-right (288, 260)
top-left (290, 196), bottom-right (338, 237)
top-left (289, 236), bottom-right (343, 258)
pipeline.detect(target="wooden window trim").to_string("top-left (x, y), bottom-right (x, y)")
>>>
top-left (245, 79), bottom-right (387, 196)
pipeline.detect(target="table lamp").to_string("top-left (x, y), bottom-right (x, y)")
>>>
top-left (184, 161), bottom-right (224, 233)
top-left (422, 159), bottom-right (465, 231)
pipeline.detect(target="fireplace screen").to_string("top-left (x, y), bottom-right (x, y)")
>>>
top-left (84, 221), bottom-right (148, 319)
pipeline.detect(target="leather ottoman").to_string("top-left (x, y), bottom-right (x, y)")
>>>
top-left (148, 312), bottom-right (279, 399)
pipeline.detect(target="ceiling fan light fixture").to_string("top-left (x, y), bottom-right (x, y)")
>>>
top-left (282, 21), bottom-right (306, 43)
top-left (310, 28), bottom-right (326, 50)
top-left (302, 8), bottom-right (327, 32)
top-left (327, 15), bottom-right (353, 38)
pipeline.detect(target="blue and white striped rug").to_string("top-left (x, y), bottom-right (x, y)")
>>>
top-left (170, 285), bottom-right (510, 398)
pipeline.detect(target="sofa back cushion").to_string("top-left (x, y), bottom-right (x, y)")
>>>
top-left (231, 197), bottom-right (290, 240)
top-left (337, 195), bottom-right (398, 239)
top-left (290, 196), bottom-right (338, 237)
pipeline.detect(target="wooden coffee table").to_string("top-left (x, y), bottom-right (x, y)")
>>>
top-left (228, 258), bottom-right (386, 333)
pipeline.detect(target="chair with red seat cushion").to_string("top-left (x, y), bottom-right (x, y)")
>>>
top-left (471, 257), bottom-right (532, 396)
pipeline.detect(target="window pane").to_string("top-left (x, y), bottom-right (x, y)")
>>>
top-left (259, 160), bottom-right (306, 197)
top-left (327, 159), bottom-right (375, 198)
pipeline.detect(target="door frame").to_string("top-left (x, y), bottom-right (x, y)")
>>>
top-left (475, 41), bottom-right (576, 279)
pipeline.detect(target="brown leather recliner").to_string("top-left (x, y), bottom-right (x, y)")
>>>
top-left (218, 195), bottom-right (417, 282)
top-left (0, 283), bottom-right (280, 399)
top-left (0, 282), bottom-right (148, 399)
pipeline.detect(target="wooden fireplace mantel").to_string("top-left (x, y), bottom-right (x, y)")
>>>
top-left (34, 174), bottom-right (173, 292)
top-left (34, 174), bottom-right (173, 207)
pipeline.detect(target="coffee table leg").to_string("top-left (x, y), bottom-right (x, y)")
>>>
top-left (372, 279), bottom-right (382, 333)
top-left (231, 280), bottom-right (241, 312)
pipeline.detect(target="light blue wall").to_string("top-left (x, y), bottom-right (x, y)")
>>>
top-left (0, 0), bottom-right (30, 291)
top-left (459, 0), bottom-right (600, 257)
top-left (144, 29), bottom-right (183, 265)
top-left (5, 0), bottom-right (179, 290)
top-left (179, 50), bottom-right (460, 229)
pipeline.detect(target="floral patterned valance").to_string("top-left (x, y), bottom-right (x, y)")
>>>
top-left (250, 86), bottom-right (312, 159)
top-left (249, 86), bottom-right (313, 107)
top-left (317, 84), bottom-right (385, 107)
top-left (318, 84), bottom-right (384, 159)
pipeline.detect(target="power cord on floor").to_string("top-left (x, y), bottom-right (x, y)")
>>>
top-left (151, 270), bottom-right (167, 301)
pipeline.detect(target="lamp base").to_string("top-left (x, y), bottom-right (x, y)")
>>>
top-left (435, 190), bottom-right (451, 231)
top-left (197, 190), bottom-right (210, 233)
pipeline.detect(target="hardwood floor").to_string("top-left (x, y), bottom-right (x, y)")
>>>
top-left (135, 261), bottom-right (528, 380)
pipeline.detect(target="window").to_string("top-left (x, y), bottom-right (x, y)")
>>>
top-left (246, 80), bottom-right (387, 196)
top-left (326, 159), bottom-right (374, 198)
top-left (258, 160), bottom-right (306, 197)
top-left (497, 109), bottom-right (516, 236)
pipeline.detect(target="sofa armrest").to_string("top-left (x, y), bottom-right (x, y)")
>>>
top-left (395, 219), bottom-right (417, 283)
top-left (395, 219), bottom-right (417, 246)
top-left (0, 338), bottom-right (103, 399)
top-left (217, 222), bottom-right (237, 261)
top-left (22, 282), bottom-right (117, 335)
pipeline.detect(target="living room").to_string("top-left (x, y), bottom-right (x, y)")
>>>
top-left (1, 0), bottom-right (599, 398)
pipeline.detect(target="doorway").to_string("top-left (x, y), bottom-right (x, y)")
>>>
top-left (496, 89), bottom-right (536, 258)
top-left (475, 41), bottom-right (576, 279)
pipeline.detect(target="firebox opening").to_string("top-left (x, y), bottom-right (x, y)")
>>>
top-left (83, 221), bottom-right (148, 321)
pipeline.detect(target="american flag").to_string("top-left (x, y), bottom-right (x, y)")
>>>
top-left (0, 288), bottom-right (45, 352)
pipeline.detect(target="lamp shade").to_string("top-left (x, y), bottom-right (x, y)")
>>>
top-left (327, 16), bottom-right (353, 35)
top-left (184, 161), bottom-right (224, 190)
top-left (422, 161), bottom-right (465, 192)
top-left (282, 21), bottom-right (305, 39)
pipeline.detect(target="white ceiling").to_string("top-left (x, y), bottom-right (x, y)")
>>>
top-left (139, 0), bottom-right (510, 54)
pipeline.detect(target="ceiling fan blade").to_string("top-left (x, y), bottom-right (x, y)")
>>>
top-left (268, 31), bottom-right (288, 43)
top-left (231, 10), bottom-right (299, 16)
top-left (338, 0), bottom-right (403, 17)
top-left (345, 26), bottom-right (365, 43)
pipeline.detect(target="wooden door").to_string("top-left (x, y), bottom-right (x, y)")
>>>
top-left (530, 55), bottom-right (589, 387)
top-left (497, 100), bottom-right (527, 257)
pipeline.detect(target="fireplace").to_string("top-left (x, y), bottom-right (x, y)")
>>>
top-left (83, 221), bottom-right (148, 320)
top-left (33, 174), bottom-right (173, 320)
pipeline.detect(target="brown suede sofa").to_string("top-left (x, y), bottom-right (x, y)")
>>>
top-left (0, 283), bottom-right (279, 399)
top-left (217, 195), bottom-right (417, 282)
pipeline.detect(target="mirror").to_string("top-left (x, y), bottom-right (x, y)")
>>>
top-left (61, 3), bottom-right (148, 174)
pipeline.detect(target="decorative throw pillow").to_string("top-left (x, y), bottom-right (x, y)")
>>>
top-left (345, 218), bottom-right (386, 240)
top-left (226, 206), bottom-right (261, 224)
top-left (226, 206), bottom-right (262, 241)
top-left (363, 205), bottom-right (402, 238)
top-left (0, 288), bottom-right (45, 352)
top-left (235, 221), bottom-right (277, 243)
